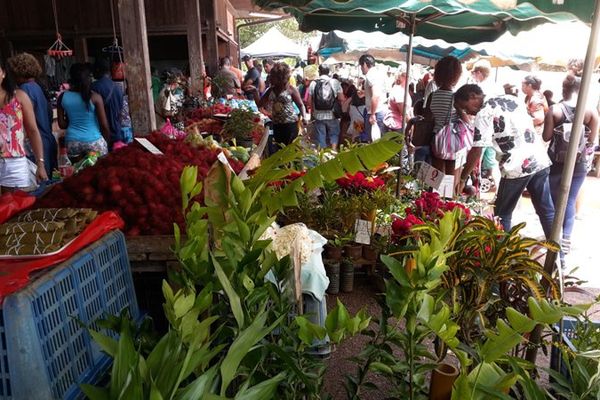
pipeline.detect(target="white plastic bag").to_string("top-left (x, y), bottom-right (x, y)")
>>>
top-left (371, 121), bottom-right (381, 141)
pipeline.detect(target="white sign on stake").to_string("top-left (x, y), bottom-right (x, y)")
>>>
top-left (135, 138), bottom-right (163, 155)
top-left (434, 175), bottom-right (455, 199)
top-left (217, 152), bottom-right (235, 173)
top-left (354, 219), bottom-right (372, 245)
top-left (415, 162), bottom-right (444, 189)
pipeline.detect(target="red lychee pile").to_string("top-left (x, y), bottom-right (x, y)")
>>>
top-left (36, 133), bottom-right (244, 236)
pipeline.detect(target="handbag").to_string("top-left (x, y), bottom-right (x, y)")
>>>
top-left (432, 116), bottom-right (473, 161)
top-left (410, 95), bottom-right (435, 147)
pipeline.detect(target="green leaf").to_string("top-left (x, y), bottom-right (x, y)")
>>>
top-left (88, 330), bottom-right (118, 358)
top-left (505, 307), bottom-right (536, 334)
top-left (295, 315), bottom-right (327, 345)
top-left (234, 373), bottom-right (286, 400)
top-left (80, 384), bottom-right (110, 400)
top-left (369, 362), bottom-right (394, 375)
top-left (381, 254), bottom-right (410, 287)
top-left (212, 254), bottom-right (244, 329)
top-left (220, 311), bottom-right (277, 395)
top-left (325, 299), bottom-right (350, 343)
top-left (480, 320), bottom-right (523, 363)
top-left (173, 291), bottom-right (196, 319)
top-left (174, 366), bottom-right (219, 400)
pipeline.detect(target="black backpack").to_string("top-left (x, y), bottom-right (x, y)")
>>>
top-left (314, 78), bottom-right (335, 111)
top-left (548, 103), bottom-right (590, 163)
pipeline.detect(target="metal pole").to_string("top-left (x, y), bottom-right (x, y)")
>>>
top-left (397, 14), bottom-right (416, 197)
top-left (526, 0), bottom-right (600, 364)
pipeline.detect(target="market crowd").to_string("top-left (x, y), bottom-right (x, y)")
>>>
top-left (207, 53), bottom-right (598, 269)
top-left (1, 50), bottom-right (598, 269)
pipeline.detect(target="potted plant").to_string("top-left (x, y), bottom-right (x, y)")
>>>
top-left (340, 257), bottom-right (354, 293)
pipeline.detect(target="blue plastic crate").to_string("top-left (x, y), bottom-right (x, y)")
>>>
top-left (1, 230), bottom-right (139, 400)
top-left (551, 317), bottom-right (600, 382)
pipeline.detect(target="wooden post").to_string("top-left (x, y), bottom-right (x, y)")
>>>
top-left (74, 36), bottom-right (88, 63)
top-left (118, 0), bottom-right (156, 133)
top-left (185, 0), bottom-right (204, 96)
top-left (204, 0), bottom-right (219, 76)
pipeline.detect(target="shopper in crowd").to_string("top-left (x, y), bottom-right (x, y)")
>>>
top-left (262, 58), bottom-right (274, 89)
top-left (226, 56), bottom-right (245, 90)
top-left (339, 79), bottom-right (357, 143)
top-left (469, 59), bottom-right (501, 97)
top-left (359, 54), bottom-right (386, 142)
top-left (0, 58), bottom-right (48, 191)
top-left (468, 59), bottom-right (501, 188)
top-left (57, 63), bottom-right (110, 158)
top-left (522, 75), bottom-right (548, 135)
top-left (213, 57), bottom-right (241, 98)
top-left (458, 92), bottom-right (555, 238)
top-left (155, 68), bottom-right (185, 129)
top-left (425, 55), bottom-right (462, 166)
top-left (543, 90), bottom-right (555, 107)
top-left (256, 62), bottom-right (306, 147)
top-left (308, 64), bottom-right (344, 150)
top-left (242, 55), bottom-right (264, 100)
top-left (543, 74), bottom-right (598, 268)
top-left (7, 53), bottom-right (56, 176)
top-left (384, 66), bottom-right (412, 132)
top-left (92, 58), bottom-right (124, 147)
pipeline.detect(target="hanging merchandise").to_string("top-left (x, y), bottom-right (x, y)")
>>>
top-left (102, 0), bottom-right (125, 81)
top-left (47, 0), bottom-right (73, 59)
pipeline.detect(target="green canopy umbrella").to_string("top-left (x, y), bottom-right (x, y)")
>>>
top-left (255, 0), bottom-right (594, 44)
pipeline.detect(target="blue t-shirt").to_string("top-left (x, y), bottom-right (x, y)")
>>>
top-left (92, 76), bottom-right (123, 142)
top-left (20, 81), bottom-right (52, 140)
top-left (61, 91), bottom-right (102, 143)
top-left (20, 81), bottom-right (57, 175)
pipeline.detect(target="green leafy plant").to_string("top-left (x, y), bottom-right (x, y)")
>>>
top-left (84, 136), bottom-right (405, 399)
top-left (546, 312), bottom-right (600, 400)
top-left (346, 211), bottom-right (463, 400)
top-left (410, 215), bottom-right (560, 347)
top-left (451, 298), bottom-right (590, 400)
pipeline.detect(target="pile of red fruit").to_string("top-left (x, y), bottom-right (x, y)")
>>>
top-left (36, 133), bottom-right (244, 236)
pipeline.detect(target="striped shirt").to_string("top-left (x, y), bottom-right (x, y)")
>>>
top-left (429, 90), bottom-right (455, 133)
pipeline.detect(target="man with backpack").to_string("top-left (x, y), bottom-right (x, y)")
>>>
top-left (308, 65), bottom-right (344, 150)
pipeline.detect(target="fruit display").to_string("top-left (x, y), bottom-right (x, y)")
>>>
top-left (0, 208), bottom-right (97, 256)
top-left (36, 133), bottom-right (245, 236)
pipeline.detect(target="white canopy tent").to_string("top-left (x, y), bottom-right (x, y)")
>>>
top-left (240, 27), bottom-right (305, 58)
top-left (473, 21), bottom-right (600, 70)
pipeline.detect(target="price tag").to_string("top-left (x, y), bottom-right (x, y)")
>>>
top-left (217, 152), bottom-right (235, 172)
top-left (354, 219), bottom-right (372, 245)
top-left (416, 162), bottom-right (444, 189)
top-left (455, 148), bottom-right (467, 168)
top-left (135, 138), bottom-right (163, 155)
top-left (434, 175), bottom-right (455, 199)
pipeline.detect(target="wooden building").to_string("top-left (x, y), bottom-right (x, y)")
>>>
top-left (0, 0), bottom-right (281, 132)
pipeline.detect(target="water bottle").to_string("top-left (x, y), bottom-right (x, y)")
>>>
top-left (58, 147), bottom-right (74, 178)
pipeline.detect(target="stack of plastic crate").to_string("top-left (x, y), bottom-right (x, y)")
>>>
top-left (0, 230), bottom-right (139, 400)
